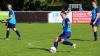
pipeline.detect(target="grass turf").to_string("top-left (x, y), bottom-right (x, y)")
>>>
top-left (0, 23), bottom-right (100, 56)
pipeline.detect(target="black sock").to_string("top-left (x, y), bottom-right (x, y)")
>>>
top-left (63, 41), bottom-right (73, 46)
top-left (94, 32), bottom-right (97, 41)
top-left (15, 30), bottom-right (21, 37)
top-left (6, 31), bottom-right (10, 38)
top-left (54, 42), bottom-right (58, 48)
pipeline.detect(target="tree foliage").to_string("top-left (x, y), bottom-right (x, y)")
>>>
top-left (0, 0), bottom-right (99, 11)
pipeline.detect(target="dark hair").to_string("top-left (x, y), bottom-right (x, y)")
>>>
top-left (61, 9), bottom-right (66, 15)
top-left (92, 0), bottom-right (97, 4)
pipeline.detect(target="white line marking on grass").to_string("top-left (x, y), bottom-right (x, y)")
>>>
top-left (27, 41), bottom-right (41, 48)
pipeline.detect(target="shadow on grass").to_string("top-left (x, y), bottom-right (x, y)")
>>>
top-left (28, 47), bottom-right (71, 53)
top-left (70, 39), bottom-right (90, 41)
top-left (28, 47), bottom-right (49, 52)
top-left (0, 38), bottom-right (5, 40)
top-left (57, 50), bottom-right (71, 53)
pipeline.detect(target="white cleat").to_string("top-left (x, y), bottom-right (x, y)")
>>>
top-left (73, 44), bottom-right (76, 48)
top-left (6, 38), bottom-right (9, 40)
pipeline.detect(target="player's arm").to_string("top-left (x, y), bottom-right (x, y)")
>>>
top-left (3, 15), bottom-right (12, 23)
top-left (68, 21), bottom-right (71, 28)
top-left (4, 11), bottom-right (13, 21)
top-left (93, 13), bottom-right (100, 24)
top-left (4, 15), bottom-right (12, 21)
top-left (3, 16), bottom-right (12, 23)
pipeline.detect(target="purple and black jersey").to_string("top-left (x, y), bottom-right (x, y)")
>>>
top-left (92, 8), bottom-right (100, 20)
top-left (91, 7), bottom-right (100, 27)
top-left (94, 9), bottom-right (100, 27)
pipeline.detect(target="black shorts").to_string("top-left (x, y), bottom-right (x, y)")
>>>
top-left (7, 23), bottom-right (16, 28)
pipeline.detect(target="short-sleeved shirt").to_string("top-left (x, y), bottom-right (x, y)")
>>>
top-left (62, 18), bottom-right (71, 33)
top-left (8, 9), bottom-right (16, 24)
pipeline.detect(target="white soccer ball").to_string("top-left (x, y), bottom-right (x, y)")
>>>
top-left (49, 47), bottom-right (56, 53)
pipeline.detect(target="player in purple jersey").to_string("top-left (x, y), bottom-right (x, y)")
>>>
top-left (91, 1), bottom-right (100, 41)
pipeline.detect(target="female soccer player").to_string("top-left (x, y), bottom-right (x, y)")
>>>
top-left (91, 1), bottom-right (100, 41)
top-left (52, 9), bottom-right (76, 51)
top-left (4, 4), bottom-right (21, 40)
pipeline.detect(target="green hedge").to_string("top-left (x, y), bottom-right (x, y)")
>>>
top-left (0, 0), bottom-right (99, 11)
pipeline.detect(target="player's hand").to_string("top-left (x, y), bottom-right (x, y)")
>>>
top-left (4, 18), bottom-right (7, 21)
top-left (90, 22), bottom-right (92, 25)
top-left (3, 18), bottom-right (8, 22)
top-left (93, 22), bottom-right (96, 25)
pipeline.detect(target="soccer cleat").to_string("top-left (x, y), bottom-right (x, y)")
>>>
top-left (94, 38), bottom-right (97, 41)
top-left (94, 39), bottom-right (97, 41)
top-left (6, 38), bottom-right (9, 40)
top-left (72, 44), bottom-right (76, 48)
top-left (18, 38), bottom-right (21, 40)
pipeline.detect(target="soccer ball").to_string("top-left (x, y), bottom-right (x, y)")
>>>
top-left (49, 47), bottom-right (56, 53)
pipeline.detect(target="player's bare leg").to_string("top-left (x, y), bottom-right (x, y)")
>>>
top-left (13, 28), bottom-right (21, 40)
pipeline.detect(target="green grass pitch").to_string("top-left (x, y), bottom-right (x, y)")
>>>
top-left (0, 23), bottom-right (100, 56)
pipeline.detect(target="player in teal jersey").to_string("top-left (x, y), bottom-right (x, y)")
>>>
top-left (52, 9), bottom-right (76, 51)
top-left (4, 4), bottom-right (21, 40)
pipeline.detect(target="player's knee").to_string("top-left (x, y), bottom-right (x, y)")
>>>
top-left (61, 39), bottom-right (64, 43)
top-left (54, 38), bottom-right (59, 42)
top-left (61, 41), bottom-right (64, 43)
top-left (54, 39), bottom-right (58, 42)
top-left (93, 27), bottom-right (97, 32)
top-left (6, 28), bottom-right (10, 31)
top-left (13, 28), bottom-right (17, 31)
top-left (94, 30), bottom-right (97, 32)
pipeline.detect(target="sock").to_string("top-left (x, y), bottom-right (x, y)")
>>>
top-left (63, 41), bottom-right (73, 46)
top-left (15, 30), bottom-right (21, 37)
top-left (54, 42), bottom-right (58, 48)
top-left (94, 32), bottom-right (97, 41)
top-left (6, 31), bottom-right (10, 39)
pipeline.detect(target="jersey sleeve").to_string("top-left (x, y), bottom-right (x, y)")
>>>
top-left (9, 10), bottom-right (13, 17)
top-left (65, 18), bottom-right (70, 22)
top-left (96, 8), bottom-right (100, 13)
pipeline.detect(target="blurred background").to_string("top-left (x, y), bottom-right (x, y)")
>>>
top-left (0, 0), bottom-right (100, 11)
top-left (0, 0), bottom-right (98, 23)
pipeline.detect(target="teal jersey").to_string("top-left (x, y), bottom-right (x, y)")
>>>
top-left (8, 9), bottom-right (16, 24)
top-left (62, 18), bottom-right (71, 33)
